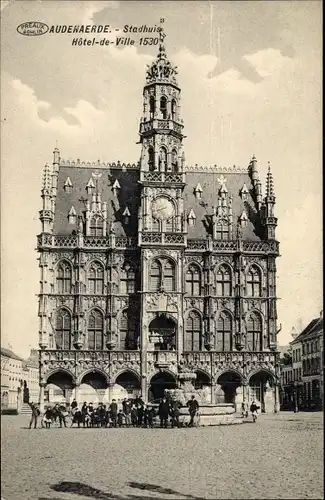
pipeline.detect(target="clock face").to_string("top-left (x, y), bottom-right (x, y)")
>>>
top-left (151, 197), bottom-right (175, 221)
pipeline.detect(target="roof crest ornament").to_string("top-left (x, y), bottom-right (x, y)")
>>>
top-left (59, 159), bottom-right (140, 169)
top-left (145, 20), bottom-right (178, 85)
top-left (185, 164), bottom-right (247, 173)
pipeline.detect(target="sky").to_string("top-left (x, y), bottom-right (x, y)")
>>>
top-left (0, 0), bottom-right (322, 357)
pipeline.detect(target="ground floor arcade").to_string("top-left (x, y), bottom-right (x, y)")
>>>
top-left (40, 367), bottom-right (280, 414)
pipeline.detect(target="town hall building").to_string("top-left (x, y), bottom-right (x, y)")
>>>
top-left (37, 37), bottom-right (281, 412)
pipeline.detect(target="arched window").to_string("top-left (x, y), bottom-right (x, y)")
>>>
top-left (89, 215), bottom-right (103, 237)
top-left (55, 309), bottom-right (71, 350)
top-left (150, 258), bottom-right (176, 292)
top-left (149, 95), bottom-right (155, 118)
top-left (160, 96), bottom-right (167, 119)
top-left (185, 311), bottom-right (202, 351)
top-left (216, 311), bottom-right (232, 351)
top-left (56, 261), bottom-right (72, 294)
top-left (88, 262), bottom-right (104, 294)
top-left (185, 264), bottom-right (201, 295)
top-left (216, 265), bottom-right (232, 296)
top-left (150, 260), bottom-right (161, 291)
top-left (88, 309), bottom-right (104, 350)
top-left (164, 259), bottom-right (175, 292)
top-left (247, 265), bottom-right (262, 297)
top-left (119, 310), bottom-right (137, 350)
top-left (216, 221), bottom-right (229, 240)
top-left (171, 99), bottom-right (177, 121)
top-left (120, 263), bottom-right (136, 294)
top-left (171, 149), bottom-right (178, 171)
top-left (246, 312), bottom-right (262, 351)
top-left (148, 146), bottom-right (155, 171)
top-left (159, 146), bottom-right (167, 171)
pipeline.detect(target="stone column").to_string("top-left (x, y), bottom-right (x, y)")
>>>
top-left (39, 383), bottom-right (45, 414)
top-left (65, 388), bottom-right (73, 407)
top-left (274, 383), bottom-right (280, 414)
top-left (74, 384), bottom-right (80, 405)
top-left (210, 379), bottom-right (216, 404)
top-left (141, 374), bottom-right (148, 403)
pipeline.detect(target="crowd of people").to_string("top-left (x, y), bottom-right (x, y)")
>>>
top-left (28, 395), bottom-right (201, 430)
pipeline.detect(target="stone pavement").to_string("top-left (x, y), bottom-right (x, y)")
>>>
top-left (1, 412), bottom-right (323, 500)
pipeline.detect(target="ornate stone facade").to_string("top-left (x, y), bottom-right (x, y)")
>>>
top-left (37, 35), bottom-right (281, 412)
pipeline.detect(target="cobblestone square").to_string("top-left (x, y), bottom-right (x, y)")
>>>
top-left (1, 412), bottom-right (323, 500)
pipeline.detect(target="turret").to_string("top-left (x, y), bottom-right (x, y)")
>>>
top-left (39, 163), bottom-right (54, 233)
top-left (264, 162), bottom-right (277, 239)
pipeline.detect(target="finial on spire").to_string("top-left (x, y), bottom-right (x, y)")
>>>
top-left (266, 161), bottom-right (274, 197)
top-left (145, 19), bottom-right (178, 85)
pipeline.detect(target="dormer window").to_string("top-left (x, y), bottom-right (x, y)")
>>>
top-left (219, 184), bottom-right (228, 199)
top-left (188, 209), bottom-right (196, 227)
top-left (68, 206), bottom-right (77, 224)
top-left (239, 210), bottom-right (248, 228)
top-left (240, 183), bottom-right (249, 201)
top-left (123, 206), bottom-right (131, 224)
top-left (86, 178), bottom-right (95, 195)
top-left (112, 179), bottom-right (121, 196)
top-left (64, 177), bottom-right (73, 194)
top-left (194, 183), bottom-right (203, 199)
top-left (160, 96), bottom-right (167, 119)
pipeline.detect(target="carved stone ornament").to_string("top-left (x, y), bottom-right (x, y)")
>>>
top-left (51, 252), bottom-right (75, 265)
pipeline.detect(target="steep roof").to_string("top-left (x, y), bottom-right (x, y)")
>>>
top-left (291, 316), bottom-right (323, 344)
top-left (53, 164), bottom-right (264, 241)
top-left (1, 347), bottom-right (23, 361)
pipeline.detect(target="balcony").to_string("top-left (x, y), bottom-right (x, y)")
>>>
top-left (37, 235), bottom-right (138, 250)
top-left (139, 119), bottom-right (183, 136)
top-left (141, 171), bottom-right (185, 184)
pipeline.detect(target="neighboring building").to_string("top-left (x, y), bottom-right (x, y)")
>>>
top-left (1, 347), bottom-right (40, 412)
top-left (22, 349), bottom-right (39, 404)
top-left (282, 313), bottom-right (323, 411)
top-left (37, 35), bottom-right (281, 413)
top-left (1, 347), bottom-right (24, 412)
top-left (297, 313), bottom-right (323, 410)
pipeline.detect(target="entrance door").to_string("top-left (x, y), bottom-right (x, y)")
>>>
top-left (148, 372), bottom-right (177, 402)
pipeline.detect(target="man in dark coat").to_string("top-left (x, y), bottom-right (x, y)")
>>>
top-left (186, 395), bottom-right (199, 427)
top-left (158, 397), bottom-right (170, 428)
top-left (170, 398), bottom-right (182, 428)
top-left (109, 399), bottom-right (118, 427)
top-left (71, 398), bottom-right (78, 410)
top-left (28, 402), bottom-right (40, 429)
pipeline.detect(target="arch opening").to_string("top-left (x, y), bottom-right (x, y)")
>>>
top-left (249, 370), bottom-right (274, 413)
top-left (148, 371), bottom-right (177, 402)
top-left (45, 371), bottom-right (74, 406)
top-left (149, 314), bottom-right (176, 351)
top-left (216, 371), bottom-right (242, 405)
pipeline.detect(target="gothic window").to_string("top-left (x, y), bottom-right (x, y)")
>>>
top-left (216, 222), bottom-right (229, 240)
top-left (55, 308), bottom-right (72, 350)
top-left (88, 262), bottom-right (104, 294)
top-left (185, 264), bottom-right (201, 295)
top-left (89, 215), bottom-right (104, 237)
top-left (56, 261), bottom-right (72, 294)
top-left (87, 309), bottom-right (104, 350)
top-left (159, 146), bottom-right (167, 171)
top-left (216, 265), bottom-right (232, 296)
top-left (150, 260), bottom-right (161, 291)
top-left (149, 96), bottom-right (155, 118)
top-left (185, 311), bottom-right (202, 351)
top-left (120, 263), bottom-right (136, 294)
top-left (246, 312), bottom-right (262, 351)
top-left (150, 258), bottom-right (176, 292)
top-left (171, 149), bottom-right (178, 171)
top-left (164, 259), bottom-right (176, 292)
top-left (160, 96), bottom-right (167, 119)
top-left (119, 310), bottom-right (137, 350)
top-left (148, 146), bottom-right (155, 171)
top-left (171, 99), bottom-right (177, 121)
top-left (247, 265), bottom-right (262, 297)
top-left (216, 311), bottom-right (232, 351)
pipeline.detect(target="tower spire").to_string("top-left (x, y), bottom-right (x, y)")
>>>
top-left (145, 22), bottom-right (178, 85)
top-left (266, 161), bottom-right (275, 198)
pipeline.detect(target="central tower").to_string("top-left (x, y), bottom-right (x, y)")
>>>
top-left (138, 31), bottom-right (187, 399)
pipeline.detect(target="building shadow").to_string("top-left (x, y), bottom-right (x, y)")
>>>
top-left (44, 480), bottom-right (205, 500)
